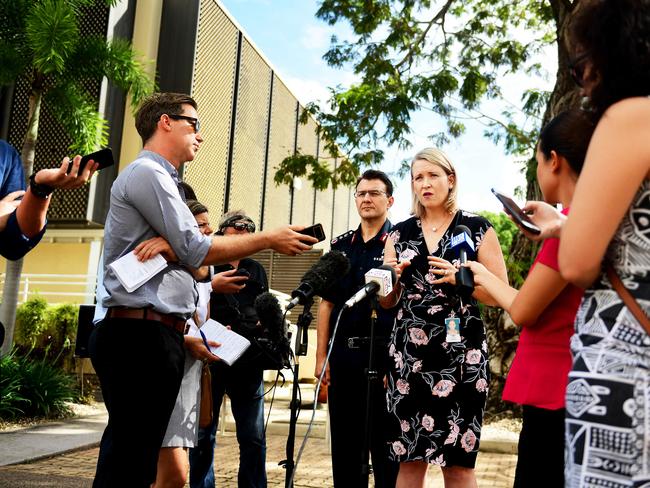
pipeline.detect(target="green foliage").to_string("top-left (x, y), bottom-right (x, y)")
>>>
top-left (14, 298), bottom-right (80, 368)
top-left (477, 211), bottom-right (518, 256)
top-left (0, 0), bottom-right (155, 154)
top-left (14, 296), bottom-right (49, 350)
top-left (0, 351), bottom-right (75, 420)
top-left (289, 0), bottom-right (578, 190)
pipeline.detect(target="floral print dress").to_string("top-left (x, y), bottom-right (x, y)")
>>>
top-left (386, 211), bottom-right (492, 468)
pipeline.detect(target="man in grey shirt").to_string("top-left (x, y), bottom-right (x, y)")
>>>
top-left (89, 92), bottom-right (316, 488)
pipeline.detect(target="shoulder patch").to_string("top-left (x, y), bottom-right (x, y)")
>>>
top-left (331, 229), bottom-right (354, 246)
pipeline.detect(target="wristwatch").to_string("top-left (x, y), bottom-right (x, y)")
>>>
top-left (28, 172), bottom-right (54, 199)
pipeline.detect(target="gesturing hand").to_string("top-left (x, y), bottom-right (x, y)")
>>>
top-left (428, 256), bottom-right (458, 285)
top-left (0, 190), bottom-right (24, 231)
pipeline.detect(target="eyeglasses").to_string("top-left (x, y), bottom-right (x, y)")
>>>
top-left (169, 114), bottom-right (201, 133)
top-left (569, 52), bottom-right (589, 88)
top-left (354, 190), bottom-right (388, 199)
top-left (225, 221), bottom-right (256, 233)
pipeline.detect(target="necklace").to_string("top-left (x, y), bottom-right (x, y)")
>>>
top-left (429, 212), bottom-right (452, 232)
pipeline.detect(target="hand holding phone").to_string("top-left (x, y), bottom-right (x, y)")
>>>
top-left (68, 148), bottom-right (115, 175)
top-left (299, 223), bottom-right (326, 243)
top-left (491, 189), bottom-right (541, 235)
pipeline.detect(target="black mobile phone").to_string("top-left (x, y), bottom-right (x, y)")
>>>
top-left (299, 223), bottom-right (326, 243)
top-left (68, 147), bottom-right (115, 174)
top-left (491, 188), bottom-right (542, 235)
top-left (234, 269), bottom-right (250, 278)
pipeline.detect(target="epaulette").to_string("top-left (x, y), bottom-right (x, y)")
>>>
top-left (330, 229), bottom-right (354, 246)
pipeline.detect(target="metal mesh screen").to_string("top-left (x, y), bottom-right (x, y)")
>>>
top-left (332, 170), bottom-right (354, 237)
top-left (262, 79), bottom-right (295, 230)
top-left (6, 4), bottom-right (109, 223)
top-left (227, 39), bottom-right (271, 221)
top-left (314, 136), bottom-right (335, 246)
top-left (184, 0), bottom-right (238, 214)
top-left (291, 114), bottom-right (318, 227)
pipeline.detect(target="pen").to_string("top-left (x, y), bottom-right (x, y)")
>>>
top-left (199, 329), bottom-right (211, 353)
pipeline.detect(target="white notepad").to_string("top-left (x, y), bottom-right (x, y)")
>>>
top-left (109, 252), bottom-right (168, 293)
top-left (198, 319), bottom-right (251, 366)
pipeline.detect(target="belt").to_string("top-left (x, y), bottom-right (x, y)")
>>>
top-left (106, 307), bottom-right (186, 334)
top-left (346, 336), bottom-right (388, 349)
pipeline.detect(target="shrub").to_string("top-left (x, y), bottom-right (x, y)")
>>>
top-left (0, 352), bottom-right (75, 420)
top-left (14, 296), bottom-right (49, 350)
top-left (13, 298), bottom-right (80, 368)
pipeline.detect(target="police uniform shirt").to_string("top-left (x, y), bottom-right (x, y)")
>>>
top-left (320, 220), bottom-right (395, 345)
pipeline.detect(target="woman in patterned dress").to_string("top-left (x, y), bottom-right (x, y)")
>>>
top-left (518, 1), bottom-right (650, 486)
top-left (380, 148), bottom-right (507, 487)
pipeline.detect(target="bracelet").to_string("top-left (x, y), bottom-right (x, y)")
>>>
top-left (28, 172), bottom-right (54, 199)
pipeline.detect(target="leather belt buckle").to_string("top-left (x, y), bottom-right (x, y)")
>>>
top-left (347, 337), bottom-right (364, 349)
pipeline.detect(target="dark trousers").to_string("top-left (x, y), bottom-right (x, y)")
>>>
top-left (189, 363), bottom-right (266, 488)
top-left (514, 405), bottom-right (565, 488)
top-left (89, 318), bottom-right (184, 488)
top-left (328, 346), bottom-right (399, 488)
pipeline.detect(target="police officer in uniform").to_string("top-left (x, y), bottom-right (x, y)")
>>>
top-left (316, 169), bottom-right (399, 487)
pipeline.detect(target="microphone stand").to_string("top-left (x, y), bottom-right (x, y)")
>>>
top-left (283, 296), bottom-right (313, 488)
top-left (360, 294), bottom-right (380, 487)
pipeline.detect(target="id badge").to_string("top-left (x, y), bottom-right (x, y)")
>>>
top-left (445, 317), bottom-right (461, 343)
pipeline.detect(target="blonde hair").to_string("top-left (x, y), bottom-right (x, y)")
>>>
top-left (410, 147), bottom-right (458, 217)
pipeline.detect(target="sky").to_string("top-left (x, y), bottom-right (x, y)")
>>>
top-left (219, 0), bottom-right (556, 222)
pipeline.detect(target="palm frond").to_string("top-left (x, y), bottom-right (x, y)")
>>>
top-left (67, 36), bottom-right (155, 109)
top-left (46, 82), bottom-right (109, 154)
top-left (26, 0), bottom-right (79, 76)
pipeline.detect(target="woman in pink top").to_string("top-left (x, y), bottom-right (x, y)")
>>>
top-left (464, 109), bottom-right (594, 487)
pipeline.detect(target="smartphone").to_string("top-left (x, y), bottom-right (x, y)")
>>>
top-left (491, 188), bottom-right (541, 235)
top-left (234, 269), bottom-right (250, 278)
top-left (68, 148), bottom-right (115, 174)
top-left (299, 223), bottom-right (326, 243)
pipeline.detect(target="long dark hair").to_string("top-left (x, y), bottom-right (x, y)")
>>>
top-left (538, 110), bottom-right (596, 175)
top-left (570, 0), bottom-right (650, 118)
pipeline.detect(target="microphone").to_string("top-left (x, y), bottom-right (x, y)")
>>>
top-left (254, 292), bottom-right (287, 342)
top-left (344, 264), bottom-right (396, 308)
top-left (450, 225), bottom-right (475, 298)
top-left (286, 250), bottom-right (350, 310)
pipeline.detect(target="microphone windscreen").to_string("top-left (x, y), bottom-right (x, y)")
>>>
top-left (254, 292), bottom-right (286, 341)
top-left (301, 250), bottom-right (350, 295)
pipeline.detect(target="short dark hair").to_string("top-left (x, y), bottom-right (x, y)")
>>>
top-left (538, 110), bottom-right (596, 176)
top-left (178, 181), bottom-right (197, 201)
top-left (186, 199), bottom-right (208, 216)
top-left (355, 169), bottom-right (394, 196)
top-left (570, 0), bottom-right (650, 118)
top-left (135, 92), bottom-right (197, 144)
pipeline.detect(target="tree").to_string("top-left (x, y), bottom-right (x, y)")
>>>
top-left (287, 0), bottom-right (584, 412)
top-left (0, 0), bottom-right (154, 354)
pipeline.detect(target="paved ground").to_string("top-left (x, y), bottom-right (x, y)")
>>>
top-left (0, 432), bottom-right (516, 487)
top-left (0, 383), bottom-right (518, 487)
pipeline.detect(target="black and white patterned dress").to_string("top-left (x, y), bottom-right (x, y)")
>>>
top-left (566, 181), bottom-right (650, 487)
top-left (386, 211), bottom-right (492, 468)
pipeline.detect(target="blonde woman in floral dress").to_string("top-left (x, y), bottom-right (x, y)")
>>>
top-left (380, 148), bottom-right (507, 488)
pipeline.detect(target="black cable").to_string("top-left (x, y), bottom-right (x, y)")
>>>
top-left (287, 306), bottom-right (346, 486)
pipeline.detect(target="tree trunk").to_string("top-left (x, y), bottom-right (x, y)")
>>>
top-left (485, 0), bottom-right (582, 415)
top-left (0, 90), bottom-right (42, 356)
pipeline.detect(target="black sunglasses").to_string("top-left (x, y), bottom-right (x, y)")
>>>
top-left (169, 114), bottom-right (201, 133)
top-left (569, 52), bottom-right (590, 88)
top-left (223, 221), bottom-right (256, 233)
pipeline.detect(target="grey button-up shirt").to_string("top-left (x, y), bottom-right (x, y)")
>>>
top-left (101, 150), bottom-right (212, 319)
